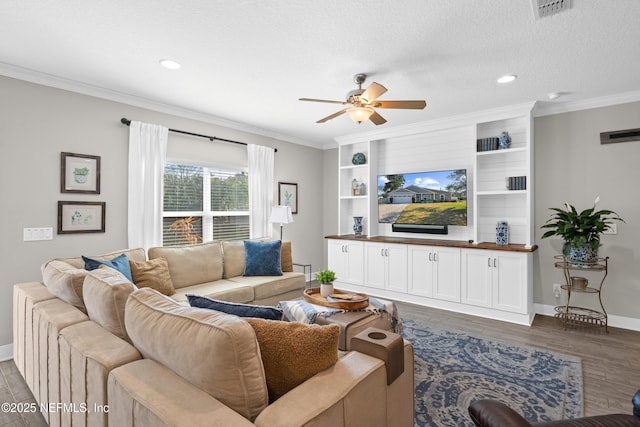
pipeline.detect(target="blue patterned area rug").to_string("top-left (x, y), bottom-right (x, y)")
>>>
top-left (401, 319), bottom-right (583, 427)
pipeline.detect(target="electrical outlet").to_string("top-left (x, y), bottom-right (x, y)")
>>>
top-left (553, 283), bottom-right (562, 298)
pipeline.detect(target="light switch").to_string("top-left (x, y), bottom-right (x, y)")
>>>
top-left (23, 227), bottom-right (54, 241)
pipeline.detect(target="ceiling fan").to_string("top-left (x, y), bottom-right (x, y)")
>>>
top-left (299, 73), bottom-right (426, 125)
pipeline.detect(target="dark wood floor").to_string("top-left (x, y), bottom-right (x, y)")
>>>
top-left (1, 302), bottom-right (638, 426)
top-left (396, 301), bottom-right (640, 417)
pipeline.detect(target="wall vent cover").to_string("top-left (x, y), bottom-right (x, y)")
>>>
top-left (600, 128), bottom-right (640, 145)
top-left (532, 0), bottom-right (572, 19)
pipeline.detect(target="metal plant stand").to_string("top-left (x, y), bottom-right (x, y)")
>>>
top-left (553, 255), bottom-right (609, 332)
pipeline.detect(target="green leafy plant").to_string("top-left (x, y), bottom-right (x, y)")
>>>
top-left (316, 269), bottom-right (336, 285)
top-left (74, 167), bottom-right (89, 176)
top-left (541, 197), bottom-right (623, 251)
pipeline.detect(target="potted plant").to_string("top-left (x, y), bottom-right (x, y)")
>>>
top-left (73, 167), bottom-right (90, 184)
top-left (316, 269), bottom-right (336, 298)
top-left (541, 197), bottom-right (623, 263)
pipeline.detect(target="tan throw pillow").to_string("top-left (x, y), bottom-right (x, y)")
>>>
top-left (129, 257), bottom-right (175, 296)
top-left (281, 240), bottom-right (293, 272)
top-left (246, 318), bottom-right (340, 402)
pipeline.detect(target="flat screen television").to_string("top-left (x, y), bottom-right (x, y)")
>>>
top-left (377, 169), bottom-right (467, 226)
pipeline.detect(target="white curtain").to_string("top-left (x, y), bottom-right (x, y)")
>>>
top-left (248, 144), bottom-right (274, 238)
top-left (128, 121), bottom-right (168, 249)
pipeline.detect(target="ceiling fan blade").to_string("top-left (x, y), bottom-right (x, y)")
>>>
top-left (369, 111), bottom-right (387, 125)
top-left (299, 97), bottom-right (347, 105)
top-left (361, 82), bottom-right (387, 102)
top-left (372, 100), bottom-right (427, 109)
top-left (317, 108), bottom-right (348, 123)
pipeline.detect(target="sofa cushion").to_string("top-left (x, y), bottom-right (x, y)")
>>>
top-left (83, 253), bottom-right (134, 282)
top-left (125, 288), bottom-right (268, 421)
top-left (245, 318), bottom-right (340, 402)
top-left (83, 267), bottom-right (137, 343)
top-left (129, 257), bottom-right (175, 296)
top-left (187, 294), bottom-right (284, 320)
top-left (170, 280), bottom-right (255, 304)
top-left (148, 241), bottom-right (223, 289)
top-left (41, 260), bottom-right (88, 313)
top-left (243, 240), bottom-right (282, 277)
top-left (223, 240), bottom-right (294, 278)
top-left (41, 248), bottom-right (146, 313)
top-left (228, 272), bottom-right (305, 301)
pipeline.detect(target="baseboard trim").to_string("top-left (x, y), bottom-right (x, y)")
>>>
top-left (535, 303), bottom-right (640, 332)
top-left (0, 344), bottom-right (13, 362)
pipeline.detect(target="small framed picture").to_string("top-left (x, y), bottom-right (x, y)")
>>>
top-left (61, 152), bottom-right (101, 194)
top-left (278, 182), bottom-right (298, 214)
top-left (58, 201), bottom-right (106, 234)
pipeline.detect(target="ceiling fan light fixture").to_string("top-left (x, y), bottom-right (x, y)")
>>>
top-left (347, 106), bottom-right (374, 123)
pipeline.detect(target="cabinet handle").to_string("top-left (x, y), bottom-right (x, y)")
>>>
top-left (488, 257), bottom-right (491, 267)
top-left (493, 258), bottom-right (497, 268)
top-left (381, 248), bottom-right (385, 256)
top-left (385, 248), bottom-right (389, 256)
top-left (428, 253), bottom-right (432, 262)
top-left (433, 253), bottom-right (437, 262)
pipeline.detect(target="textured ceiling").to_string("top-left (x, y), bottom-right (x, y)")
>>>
top-left (1, 0), bottom-right (639, 149)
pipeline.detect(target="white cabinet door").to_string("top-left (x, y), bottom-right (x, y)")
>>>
top-left (492, 252), bottom-right (526, 313)
top-left (432, 246), bottom-right (461, 302)
top-left (461, 249), bottom-right (492, 307)
top-left (385, 244), bottom-right (408, 293)
top-left (328, 239), bottom-right (364, 286)
top-left (408, 246), bottom-right (433, 297)
top-left (364, 242), bottom-right (407, 291)
top-left (364, 242), bottom-right (386, 289)
top-left (461, 249), bottom-right (527, 313)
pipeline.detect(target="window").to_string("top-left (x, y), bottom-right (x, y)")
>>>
top-left (163, 163), bottom-right (249, 246)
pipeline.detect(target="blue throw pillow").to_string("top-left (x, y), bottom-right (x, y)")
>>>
top-left (82, 253), bottom-right (133, 282)
top-left (243, 240), bottom-right (283, 276)
top-left (187, 294), bottom-right (284, 321)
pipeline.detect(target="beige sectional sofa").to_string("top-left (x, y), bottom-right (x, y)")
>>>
top-left (13, 242), bottom-right (415, 426)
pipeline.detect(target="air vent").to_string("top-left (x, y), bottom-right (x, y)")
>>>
top-left (532, 0), bottom-right (572, 19)
top-left (600, 128), bottom-right (640, 145)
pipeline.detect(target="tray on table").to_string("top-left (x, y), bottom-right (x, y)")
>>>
top-left (303, 287), bottom-right (369, 310)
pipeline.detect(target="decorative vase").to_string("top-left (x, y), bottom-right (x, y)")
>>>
top-left (320, 283), bottom-right (334, 298)
top-left (563, 242), bottom-right (598, 266)
top-left (496, 221), bottom-right (509, 246)
top-left (352, 152), bottom-right (366, 165)
top-left (353, 216), bottom-right (363, 236)
top-left (498, 131), bottom-right (511, 149)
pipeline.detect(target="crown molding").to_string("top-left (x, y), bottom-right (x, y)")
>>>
top-left (533, 90), bottom-right (640, 117)
top-left (0, 62), bottom-right (321, 149)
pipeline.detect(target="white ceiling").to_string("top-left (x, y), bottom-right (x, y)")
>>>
top-left (1, 1), bottom-right (640, 149)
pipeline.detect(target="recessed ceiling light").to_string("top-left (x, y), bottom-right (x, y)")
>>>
top-left (159, 59), bottom-right (181, 70)
top-left (547, 92), bottom-right (561, 100)
top-left (497, 74), bottom-right (517, 84)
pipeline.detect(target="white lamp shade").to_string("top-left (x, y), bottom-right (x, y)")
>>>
top-left (269, 205), bottom-right (293, 225)
top-left (347, 106), bottom-right (374, 123)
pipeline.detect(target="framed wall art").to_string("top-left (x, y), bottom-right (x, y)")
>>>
top-left (58, 201), bottom-right (106, 234)
top-left (61, 152), bottom-right (101, 194)
top-left (278, 182), bottom-right (298, 214)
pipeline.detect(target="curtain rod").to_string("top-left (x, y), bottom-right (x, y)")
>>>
top-left (120, 118), bottom-right (277, 152)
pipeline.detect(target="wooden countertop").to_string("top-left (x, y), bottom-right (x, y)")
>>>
top-left (325, 234), bottom-right (538, 253)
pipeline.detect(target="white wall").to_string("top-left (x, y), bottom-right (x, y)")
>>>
top-left (0, 75), bottom-right (326, 348)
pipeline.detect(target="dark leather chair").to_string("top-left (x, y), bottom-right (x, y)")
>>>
top-left (468, 391), bottom-right (640, 427)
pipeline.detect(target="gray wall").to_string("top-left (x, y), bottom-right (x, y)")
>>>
top-left (534, 101), bottom-right (640, 319)
top-left (0, 76), bottom-right (326, 348)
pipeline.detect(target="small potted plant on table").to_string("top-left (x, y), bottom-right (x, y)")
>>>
top-left (316, 269), bottom-right (336, 298)
top-left (541, 197), bottom-right (623, 265)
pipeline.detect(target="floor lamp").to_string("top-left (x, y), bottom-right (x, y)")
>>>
top-left (269, 205), bottom-right (293, 240)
